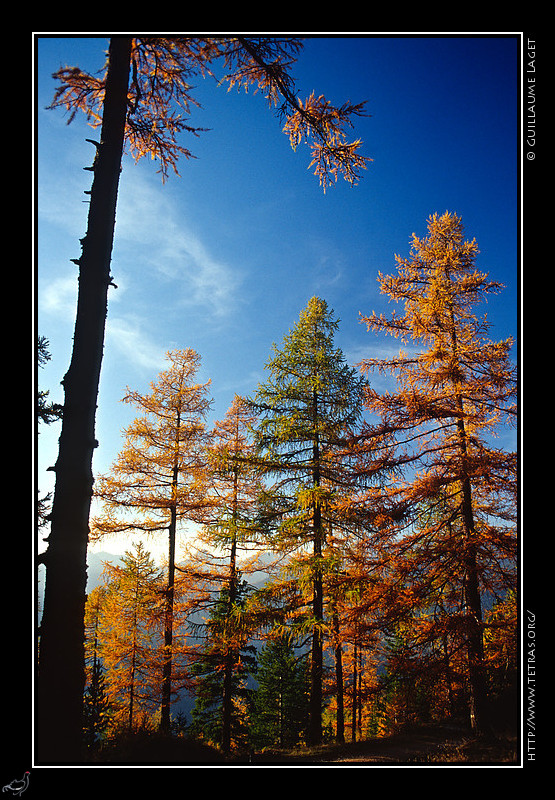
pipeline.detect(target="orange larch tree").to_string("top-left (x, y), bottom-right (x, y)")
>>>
top-left (201, 395), bottom-right (265, 595)
top-left (323, 554), bottom-right (381, 744)
top-left (186, 394), bottom-right (264, 754)
top-left (357, 211), bottom-right (517, 735)
top-left (83, 584), bottom-right (111, 746)
top-left (38, 35), bottom-right (370, 760)
top-left (90, 349), bottom-right (212, 735)
top-left (94, 543), bottom-right (164, 735)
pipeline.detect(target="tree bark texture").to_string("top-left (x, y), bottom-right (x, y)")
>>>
top-left (37, 37), bottom-right (132, 762)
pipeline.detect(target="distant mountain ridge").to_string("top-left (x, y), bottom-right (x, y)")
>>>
top-left (37, 550), bottom-right (124, 615)
top-left (85, 550), bottom-right (124, 591)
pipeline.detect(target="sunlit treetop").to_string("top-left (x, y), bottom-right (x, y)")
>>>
top-left (48, 35), bottom-right (371, 189)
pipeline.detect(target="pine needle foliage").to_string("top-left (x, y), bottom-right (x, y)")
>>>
top-left (357, 212), bottom-right (517, 735)
top-left (247, 296), bottom-right (367, 745)
top-left (91, 349), bottom-right (212, 732)
top-left (49, 36), bottom-right (371, 187)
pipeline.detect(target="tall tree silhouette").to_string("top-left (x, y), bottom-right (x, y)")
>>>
top-left (37, 37), bottom-right (133, 762)
top-left (38, 36), bottom-right (370, 760)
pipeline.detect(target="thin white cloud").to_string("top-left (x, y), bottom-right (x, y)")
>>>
top-left (309, 239), bottom-right (346, 289)
top-left (105, 315), bottom-right (167, 373)
top-left (38, 275), bottom-right (165, 374)
top-left (38, 160), bottom-right (242, 376)
top-left (38, 155), bottom-right (242, 323)
top-left (113, 165), bottom-right (243, 318)
top-left (38, 275), bottom-right (78, 319)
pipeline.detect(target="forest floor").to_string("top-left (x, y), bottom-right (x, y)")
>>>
top-left (90, 721), bottom-right (519, 766)
top-left (238, 723), bottom-right (519, 766)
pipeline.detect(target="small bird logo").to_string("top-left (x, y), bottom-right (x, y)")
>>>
top-left (2, 773), bottom-right (30, 797)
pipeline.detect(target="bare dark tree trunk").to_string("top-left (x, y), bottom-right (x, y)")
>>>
top-left (307, 389), bottom-right (323, 746)
top-left (308, 524), bottom-right (324, 746)
top-left (460, 467), bottom-right (490, 735)
top-left (351, 639), bottom-right (358, 742)
top-left (222, 463), bottom-right (239, 755)
top-left (160, 472), bottom-right (177, 735)
top-left (449, 298), bottom-right (491, 737)
top-left (332, 609), bottom-right (345, 744)
top-left (37, 36), bottom-right (132, 762)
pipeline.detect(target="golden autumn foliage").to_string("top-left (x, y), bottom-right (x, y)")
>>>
top-left (91, 349), bottom-right (212, 539)
top-left (91, 349), bottom-right (212, 733)
top-left (49, 36), bottom-right (370, 187)
top-left (354, 212), bottom-right (517, 734)
top-left (202, 395), bottom-right (264, 559)
top-left (39, 37), bottom-right (372, 760)
top-left (174, 394), bottom-right (267, 634)
top-left (70, 215), bottom-right (516, 754)
top-left (86, 543), bottom-right (164, 735)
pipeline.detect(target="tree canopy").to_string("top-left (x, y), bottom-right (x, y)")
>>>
top-left (49, 36), bottom-right (370, 188)
top-left (38, 39), bottom-right (371, 761)
top-left (37, 37), bottom-right (517, 763)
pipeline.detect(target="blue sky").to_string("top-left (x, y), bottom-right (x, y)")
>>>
top-left (35, 34), bottom-right (521, 562)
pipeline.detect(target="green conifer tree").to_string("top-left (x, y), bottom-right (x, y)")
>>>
top-left (247, 296), bottom-right (367, 745)
top-left (189, 581), bottom-right (256, 753)
top-left (250, 634), bottom-right (309, 750)
top-left (83, 658), bottom-right (111, 748)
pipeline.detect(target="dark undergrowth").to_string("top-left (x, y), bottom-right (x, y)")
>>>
top-left (231, 723), bottom-right (518, 766)
top-left (85, 720), bottom-right (519, 766)
top-left (87, 731), bottom-right (225, 765)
